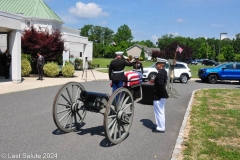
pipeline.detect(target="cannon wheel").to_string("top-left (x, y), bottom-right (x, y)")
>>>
top-left (52, 82), bottom-right (87, 132)
top-left (104, 87), bottom-right (134, 144)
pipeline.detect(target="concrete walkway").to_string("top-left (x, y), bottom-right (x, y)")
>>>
top-left (0, 69), bottom-right (109, 94)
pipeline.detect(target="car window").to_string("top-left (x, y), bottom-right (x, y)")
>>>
top-left (150, 63), bottom-right (169, 69)
top-left (236, 64), bottom-right (240, 69)
top-left (178, 64), bottom-right (186, 69)
top-left (226, 64), bottom-right (233, 69)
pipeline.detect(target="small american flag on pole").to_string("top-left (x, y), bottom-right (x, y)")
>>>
top-left (176, 45), bottom-right (183, 53)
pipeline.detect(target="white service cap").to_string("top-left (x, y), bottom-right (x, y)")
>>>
top-left (115, 51), bottom-right (123, 55)
top-left (156, 58), bottom-right (167, 63)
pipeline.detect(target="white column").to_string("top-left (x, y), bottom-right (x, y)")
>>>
top-left (9, 29), bottom-right (21, 83)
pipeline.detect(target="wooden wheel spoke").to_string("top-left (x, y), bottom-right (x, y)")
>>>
top-left (108, 118), bottom-right (116, 129)
top-left (75, 87), bottom-right (81, 101)
top-left (110, 120), bottom-right (117, 137)
top-left (72, 85), bottom-right (75, 102)
top-left (57, 108), bottom-right (70, 114)
top-left (66, 87), bottom-right (72, 103)
top-left (113, 122), bottom-right (117, 140)
top-left (110, 105), bottom-right (117, 114)
top-left (120, 121), bottom-right (126, 132)
top-left (118, 93), bottom-right (126, 109)
top-left (122, 103), bottom-right (132, 111)
top-left (59, 110), bottom-right (71, 123)
top-left (57, 103), bottom-right (71, 107)
top-left (61, 94), bottom-right (71, 105)
top-left (118, 122), bottom-right (121, 138)
top-left (69, 114), bottom-right (73, 129)
top-left (121, 96), bottom-right (130, 110)
top-left (64, 112), bottom-right (71, 128)
top-left (108, 115), bottom-right (116, 119)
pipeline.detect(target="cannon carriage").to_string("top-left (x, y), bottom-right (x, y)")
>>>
top-left (52, 59), bottom-right (179, 144)
top-left (52, 72), bottom-right (142, 144)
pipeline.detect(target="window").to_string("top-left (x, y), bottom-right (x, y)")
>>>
top-left (226, 64), bottom-right (233, 69)
top-left (175, 64), bottom-right (186, 69)
top-left (80, 52), bottom-right (82, 57)
top-left (236, 64), bottom-right (240, 69)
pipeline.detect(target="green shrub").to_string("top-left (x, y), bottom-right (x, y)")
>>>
top-left (21, 58), bottom-right (32, 76)
top-left (43, 62), bottom-right (60, 77)
top-left (75, 58), bottom-right (83, 70)
top-left (139, 57), bottom-right (144, 61)
top-left (21, 53), bottom-right (33, 62)
top-left (88, 60), bottom-right (94, 69)
top-left (62, 64), bottom-right (74, 77)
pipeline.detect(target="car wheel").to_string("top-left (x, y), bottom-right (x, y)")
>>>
top-left (208, 74), bottom-right (218, 84)
top-left (180, 74), bottom-right (188, 83)
top-left (148, 73), bottom-right (157, 81)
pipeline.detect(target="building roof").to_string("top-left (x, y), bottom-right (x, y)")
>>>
top-left (0, 0), bottom-right (62, 22)
top-left (126, 44), bottom-right (160, 53)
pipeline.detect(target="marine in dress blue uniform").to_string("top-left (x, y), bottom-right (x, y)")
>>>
top-left (108, 51), bottom-right (132, 92)
top-left (152, 58), bottom-right (169, 133)
top-left (132, 56), bottom-right (143, 82)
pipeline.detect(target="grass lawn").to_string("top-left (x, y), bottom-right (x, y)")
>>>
top-left (181, 89), bottom-right (240, 159)
top-left (92, 58), bottom-right (214, 78)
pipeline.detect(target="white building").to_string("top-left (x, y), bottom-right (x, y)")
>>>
top-left (0, 0), bottom-right (92, 83)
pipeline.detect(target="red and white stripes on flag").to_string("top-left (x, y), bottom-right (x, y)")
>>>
top-left (176, 45), bottom-right (183, 53)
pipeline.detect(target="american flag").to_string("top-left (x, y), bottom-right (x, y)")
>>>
top-left (176, 45), bottom-right (183, 53)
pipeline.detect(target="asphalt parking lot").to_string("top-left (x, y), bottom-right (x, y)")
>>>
top-left (0, 80), bottom-right (239, 160)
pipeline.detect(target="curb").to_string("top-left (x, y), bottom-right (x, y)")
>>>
top-left (171, 89), bottom-right (202, 160)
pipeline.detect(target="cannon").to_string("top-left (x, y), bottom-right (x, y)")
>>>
top-left (52, 81), bottom-right (140, 144)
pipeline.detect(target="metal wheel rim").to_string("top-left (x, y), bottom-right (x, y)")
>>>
top-left (52, 82), bottom-right (87, 132)
top-left (104, 87), bottom-right (134, 144)
top-left (181, 75), bottom-right (187, 83)
top-left (209, 76), bottom-right (217, 83)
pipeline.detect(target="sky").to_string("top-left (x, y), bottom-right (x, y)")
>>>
top-left (44, 0), bottom-right (240, 44)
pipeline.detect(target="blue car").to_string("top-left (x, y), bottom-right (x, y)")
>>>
top-left (198, 63), bottom-right (240, 84)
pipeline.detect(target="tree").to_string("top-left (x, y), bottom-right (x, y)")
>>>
top-left (151, 50), bottom-right (166, 60)
top-left (233, 33), bottom-right (240, 54)
top-left (217, 54), bottom-right (226, 62)
top-left (114, 24), bottom-right (133, 45)
top-left (79, 25), bottom-right (114, 58)
top-left (140, 47), bottom-right (145, 60)
top-left (221, 45), bottom-right (235, 62)
top-left (164, 41), bottom-right (192, 62)
top-left (21, 26), bottom-right (64, 62)
top-left (235, 54), bottom-right (240, 62)
top-left (132, 40), bottom-right (156, 48)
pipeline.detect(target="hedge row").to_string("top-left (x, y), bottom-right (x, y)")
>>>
top-left (21, 59), bottom-right (75, 77)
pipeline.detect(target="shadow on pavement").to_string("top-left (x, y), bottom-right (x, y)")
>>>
top-left (77, 125), bottom-right (105, 137)
top-left (99, 133), bottom-right (129, 147)
top-left (52, 122), bottom-right (86, 135)
top-left (195, 80), bottom-right (240, 85)
top-left (140, 119), bottom-right (155, 130)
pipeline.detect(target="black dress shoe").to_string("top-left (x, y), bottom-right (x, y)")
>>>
top-left (37, 78), bottom-right (40, 80)
top-left (152, 129), bottom-right (165, 133)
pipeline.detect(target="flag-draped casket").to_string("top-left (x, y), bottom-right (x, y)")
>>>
top-left (123, 71), bottom-right (141, 87)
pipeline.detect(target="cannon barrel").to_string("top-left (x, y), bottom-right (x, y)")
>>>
top-left (80, 91), bottom-right (109, 101)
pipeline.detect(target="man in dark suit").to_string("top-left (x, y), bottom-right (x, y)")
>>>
top-left (2, 49), bottom-right (11, 79)
top-left (108, 51), bottom-right (132, 92)
top-left (36, 53), bottom-right (45, 80)
top-left (152, 58), bottom-right (169, 133)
